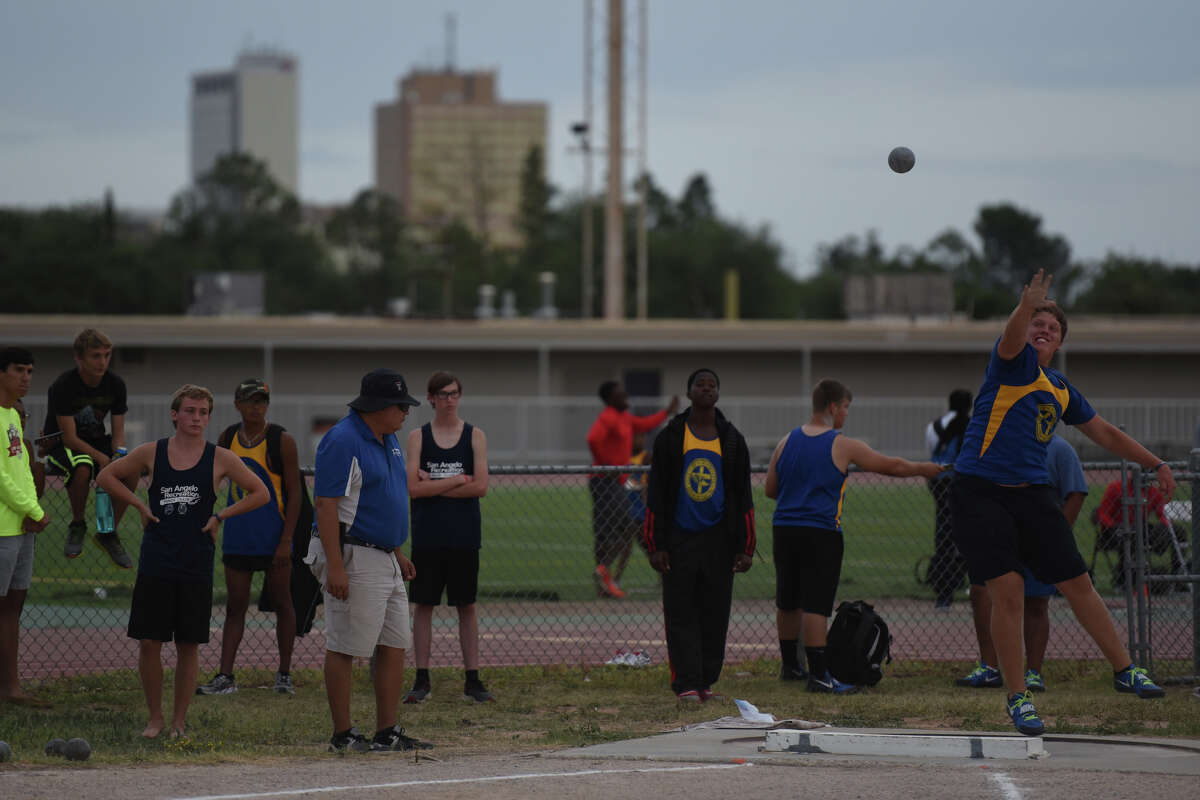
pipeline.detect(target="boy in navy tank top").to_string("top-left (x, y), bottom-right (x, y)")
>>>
top-left (98, 385), bottom-right (269, 739)
top-left (766, 379), bottom-right (941, 694)
top-left (403, 372), bottom-right (493, 704)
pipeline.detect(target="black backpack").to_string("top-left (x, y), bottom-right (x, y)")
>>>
top-left (827, 600), bottom-right (892, 686)
top-left (217, 423), bottom-right (322, 635)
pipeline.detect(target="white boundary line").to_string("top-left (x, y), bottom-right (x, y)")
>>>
top-left (989, 771), bottom-right (1025, 800)
top-left (168, 763), bottom-right (751, 800)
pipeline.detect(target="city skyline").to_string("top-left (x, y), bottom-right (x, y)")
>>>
top-left (2, 0), bottom-right (1199, 276)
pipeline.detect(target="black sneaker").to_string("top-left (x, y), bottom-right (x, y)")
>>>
top-left (780, 665), bottom-right (809, 682)
top-left (329, 728), bottom-right (371, 753)
top-left (463, 681), bottom-right (495, 703)
top-left (64, 521), bottom-right (86, 558)
top-left (95, 533), bottom-right (134, 569)
top-left (370, 725), bottom-right (433, 752)
top-left (403, 683), bottom-right (431, 704)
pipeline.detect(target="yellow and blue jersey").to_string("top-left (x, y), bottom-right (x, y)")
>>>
top-left (674, 424), bottom-right (724, 532)
top-left (223, 434), bottom-right (285, 555)
top-left (954, 341), bottom-right (1095, 485)
top-left (772, 428), bottom-right (846, 532)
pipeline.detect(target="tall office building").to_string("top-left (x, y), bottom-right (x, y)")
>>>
top-left (191, 50), bottom-right (299, 195)
top-left (375, 69), bottom-right (547, 248)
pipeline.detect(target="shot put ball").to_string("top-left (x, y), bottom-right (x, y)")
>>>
top-left (0, 740), bottom-right (12, 762)
top-left (888, 146), bottom-right (916, 173)
top-left (64, 737), bottom-right (91, 761)
top-left (45, 737), bottom-right (67, 757)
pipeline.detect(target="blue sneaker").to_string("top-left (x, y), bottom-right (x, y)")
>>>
top-left (808, 672), bottom-right (859, 694)
top-left (1114, 665), bottom-right (1165, 698)
top-left (1024, 668), bottom-right (1046, 693)
top-left (1007, 690), bottom-right (1044, 736)
top-left (956, 662), bottom-right (1003, 688)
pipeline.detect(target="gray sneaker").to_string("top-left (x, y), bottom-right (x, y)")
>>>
top-left (403, 684), bottom-right (431, 704)
top-left (94, 533), bottom-right (134, 569)
top-left (64, 521), bottom-right (86, 558)
top-left (329, 728), bottom-right (371, 753)
top-left (196, 672), bottom-right (237, 695)
top-left (273, 672), bottom-right (294, 695)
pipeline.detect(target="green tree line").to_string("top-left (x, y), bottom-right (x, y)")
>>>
top-left (1, 151), bottom-right (1197, 318)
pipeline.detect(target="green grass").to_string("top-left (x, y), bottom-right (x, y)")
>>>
top-left (28, 478), bottom-right (1191, 607)
top-left (2, 658), bottom-right (1198, 765)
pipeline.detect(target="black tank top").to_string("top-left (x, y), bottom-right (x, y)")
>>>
top-left (411, 422), bottom-right (482, 550)
top-left (138, 438), bottom-right (218, 582)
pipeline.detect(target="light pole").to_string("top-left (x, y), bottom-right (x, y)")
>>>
top-left (572, 121), bottom-right (594, 319)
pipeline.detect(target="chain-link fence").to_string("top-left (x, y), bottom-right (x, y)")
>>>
top-left (15, 461), bottom-right (1195, 687)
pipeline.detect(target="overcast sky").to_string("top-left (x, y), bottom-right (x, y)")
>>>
top-left (3, 0), bottom-right (1198, 275)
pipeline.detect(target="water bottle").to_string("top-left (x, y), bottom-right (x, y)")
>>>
top-left (95, 487), bottom-right (115, 534)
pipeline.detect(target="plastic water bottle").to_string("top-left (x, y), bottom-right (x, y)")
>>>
top-left (95, 487), bottom-right (115, 534)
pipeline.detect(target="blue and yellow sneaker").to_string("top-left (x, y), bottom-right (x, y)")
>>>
top-left (956, 662), bottom-right (1003, 688)
top-left (1114, 665), bottom-right (1165, 698)
top-left (1007, 690), bottom-right (1044, 736)
top-left (1024, 668), bottom-right (1046, 692)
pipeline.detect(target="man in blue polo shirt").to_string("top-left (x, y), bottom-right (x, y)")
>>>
top-left (308, 369), bottom-right (433, 754)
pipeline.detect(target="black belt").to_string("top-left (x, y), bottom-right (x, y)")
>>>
top-left (342, 534), bottom-right (393, 553)
top-left (313, 525), bottom-right (394, 553)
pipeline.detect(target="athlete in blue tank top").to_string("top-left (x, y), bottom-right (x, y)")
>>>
top-left (766, 379), bottom-right (941, 695)
top-left (946, 269), bottom-right (1174, 736)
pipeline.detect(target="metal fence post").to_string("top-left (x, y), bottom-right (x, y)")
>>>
top-left (1192, 448), bottom-right (1200, 678)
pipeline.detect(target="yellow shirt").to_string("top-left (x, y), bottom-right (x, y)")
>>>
top-left (1, 405), bottom-right (44, 536)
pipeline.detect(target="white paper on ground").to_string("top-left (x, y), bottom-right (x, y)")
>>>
top-left (733, 699), bottom-right (776, 723)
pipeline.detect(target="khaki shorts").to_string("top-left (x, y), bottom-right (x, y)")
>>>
top-left (1, 533), bottom-right (36, 595)
top-left (305, 537), bottom-right (411, 657)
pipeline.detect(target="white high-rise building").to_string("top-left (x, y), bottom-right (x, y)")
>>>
top-left (190, 50), bottom-right (299, 194)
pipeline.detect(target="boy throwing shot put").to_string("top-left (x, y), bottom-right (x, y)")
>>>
top-left (950, 269), bottom-right (1172, 735)
top-left (99, 385), bottom-right (268, 738)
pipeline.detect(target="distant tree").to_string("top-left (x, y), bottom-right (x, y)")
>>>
top-left (324, 189), bottom-right (409, 314)
top-left (1073, 254), bottom-right (1200, 314)
top-left (972, 203), bottom-right (1080, 301)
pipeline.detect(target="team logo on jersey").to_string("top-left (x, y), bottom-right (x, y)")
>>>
top-left (1035, 404), bottom-right (1058, 442)
top-left (684, 457), bottom-right (718, 502)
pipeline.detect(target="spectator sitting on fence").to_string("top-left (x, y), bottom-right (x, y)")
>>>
top-left (956, 433), bottom-right (1088, 693)
top-left (41, 328), bottom-right (137, 569)
top-left (587, 380), bottom-right (678, 598)
top-left (198, 378), bottom-right (301, 697)
top-left (766, 378), bottom-right (942, 695)
top-left (644, 368), bottom-right (754, 703)
top-left (925, 388), bottom-right (972, 609)
top-left (404, 371), bottom-right (493, 706)
top-left (1093, 474), bottom-right (1175, 589)
top-left (98, 384), bottom-right (268, 739)
top-left (948, 269), bottom-right (1173, 737)
top-left (1, 348), bottom-right (51, 706)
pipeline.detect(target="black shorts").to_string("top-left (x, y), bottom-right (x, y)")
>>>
top-left (409, 548), bottom-right (480, 607)
top-left (950, 472), bottom-right (1088, 586)
top-left (127, 573), bottom-right (213, 644)
top-left (222, 553), bottom-right (276, 572)
top-left (44, 435), bottom-right (112, 483)
top-left (773, 526), bottom-right (844, 616)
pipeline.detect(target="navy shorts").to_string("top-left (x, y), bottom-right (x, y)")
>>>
top-left (950, 473), bottom-right (1088, 587)
top-left (409, 548), bottom-right (480, 607)
top-left (773, 526), bottom-right (844, 617)
top-left (127, 573), bottom-right (213, 644)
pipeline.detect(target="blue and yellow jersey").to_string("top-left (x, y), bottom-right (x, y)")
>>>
top-left (222, 434), bottom-right (285, 556)
top-left (772, 428), bottom-right (846, 532)
top-left (674, 424), bottom-right (724, 532)
top-left (954, 341), bottom-right (1095, 485)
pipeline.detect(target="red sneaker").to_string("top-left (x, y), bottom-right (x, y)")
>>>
top-left (595, 565), bottom-right (626, 598)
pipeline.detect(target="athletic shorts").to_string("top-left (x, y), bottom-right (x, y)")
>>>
top-left (773, 525), bottom-right (844, 617)
top-left (409, 548), bottom-right (480, 607)
top-left (305, 538), bottom-right (411, 658)
top-left (0, 533), bottom-right (36, 596)
top-left (127, 573), bottom-right (213, 643)
top-left (222, 553), bottom-right (276, 572)
top-left (1022, 567), bottom-right (1059, 598)
top-left (950, 473), bottom-right (1088, 587)
top-left (44, 436), bottom-right (112, 483)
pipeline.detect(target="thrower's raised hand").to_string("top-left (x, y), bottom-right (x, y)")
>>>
top-left (1021, 269), bottom-right (1053, 307)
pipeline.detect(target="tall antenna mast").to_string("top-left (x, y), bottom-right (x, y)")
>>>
top-left (635, 0), bottom-right (648, 320)
top-left (445, 12), bottom-right (457, 71)
top-left (603, 0), bottom-right (624, 321)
